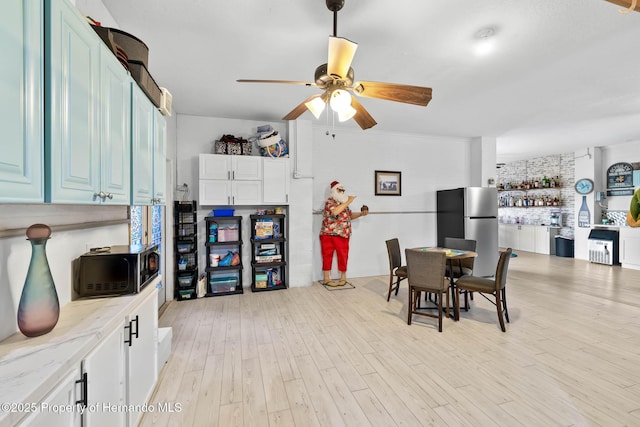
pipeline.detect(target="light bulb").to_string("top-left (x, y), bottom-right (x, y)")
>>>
top-left (337, 105), bottom-right (356, 122)
top-left (329, 89), bottom-right (352, 113)
top-left (305, 96), bottom-right (326, 119)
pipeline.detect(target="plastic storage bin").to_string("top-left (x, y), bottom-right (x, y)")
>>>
top-left (213, 209), bottom-right (235, 217)
top-left (209, 276), bottom-right (238, 293)
top-left (555, 236), bottom-right (574, 258)
top-left (218, 227), bottom-right (239, 242)
top-left (177, 274), bottom-right (194, 287)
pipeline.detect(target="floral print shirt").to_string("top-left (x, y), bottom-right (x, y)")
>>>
top-left (320, 198), bottom-right (352, 238)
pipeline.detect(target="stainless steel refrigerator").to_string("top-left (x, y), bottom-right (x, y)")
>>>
top-left (436, 187), bottom-right (499, 277)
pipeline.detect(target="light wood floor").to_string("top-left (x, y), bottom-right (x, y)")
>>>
top-left (141, 251), bottom-right (640, 426)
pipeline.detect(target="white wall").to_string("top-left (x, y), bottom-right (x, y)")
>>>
top-left (175, 115), bottom-right (291, 287)
top-left (73, 0), bottom-right (120, 28)
top-left (174, 115), bottom-right (477, 284)
top-left (310, 126), bottom-right (474, 279)
top-left (0, 224), bottom-right (129, 341)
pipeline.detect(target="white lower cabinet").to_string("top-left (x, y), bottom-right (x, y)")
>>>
top-left (126, 288), bottom-right (158, 427)
top-left (83, 321), bottom-right (126, 427)
top-left (620, 227), bottom-right (640, 270)
top-left (534, 226), bottom-right (559, 255)
top-left (19, 367), bottom-right (82, 427)
top-left (2, 285), bottom-right (160, 427)
top-left (499, 224), bottom-right (559, 254)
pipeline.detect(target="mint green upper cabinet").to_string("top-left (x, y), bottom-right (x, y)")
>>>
top-left (100, 46), bottom-right (131, 204)
top-left (0, 0), bottom-right (43, 203)
top-left (45, 0), bottom-right (131, 204)
top-left (131, 83), bottom-right (155, 205)
top-left (45, 0), bottom-right (100, 203)
top-left (153, 110), bottom-right (167, 205)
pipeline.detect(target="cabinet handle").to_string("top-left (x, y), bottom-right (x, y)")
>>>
top-left (124, 321), bottom-right (133, 347)
top-left (106, 193), bottom-right (113, 200)
top-left (232, 171), bottom-right (235, 180)
top-left (286, 194), bottom-right (288, 203)
top-left (132, 315), bottom-right (139, 339)
top-left (75, 372), bottom-right (88, 407)
top-left (93, 191), bottom-right (106, 200)
top-left (227, 171), bottom-right (230, 180)
top-left (232, 196), bottom-right (235, 205)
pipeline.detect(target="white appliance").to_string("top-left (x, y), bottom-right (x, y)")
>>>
top-left (587, 229), bottom-right (619, 265)
top-left (588, 238), bottom-right (613, 265)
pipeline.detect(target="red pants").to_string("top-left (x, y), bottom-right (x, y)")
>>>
top-left (320, 234), bottom-right (350, 272)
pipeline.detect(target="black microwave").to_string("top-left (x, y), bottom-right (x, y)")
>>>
top-left (77, 244), bottom-right (159, 298)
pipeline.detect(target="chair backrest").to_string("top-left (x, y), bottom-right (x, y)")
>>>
top-left (386, 238), bottom-right (403, 270)
top-left (405, 249), bottom-right (448, 292)
top-left (444, 237), bottom-right (477, 270)
top-left (495, 248), bottom-right (512, 290)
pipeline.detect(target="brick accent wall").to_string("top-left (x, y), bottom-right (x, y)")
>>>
top-left (497, 153), bottom-right (575, 237)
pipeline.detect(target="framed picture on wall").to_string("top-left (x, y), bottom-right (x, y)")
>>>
top-left (375, 170), bottom-right (401, 196)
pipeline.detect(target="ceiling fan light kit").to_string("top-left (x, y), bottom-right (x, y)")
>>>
top-left (236, 0), bottom-right (432, 130)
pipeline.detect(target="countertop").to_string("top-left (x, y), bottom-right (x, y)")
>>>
top-left (0, 278), bottom-right (160, 426)
top-left (499, 223), bottom-right (562, 228)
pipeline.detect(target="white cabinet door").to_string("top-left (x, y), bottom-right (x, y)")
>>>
top-left (534, 227), bottom-right (551, 254)
top-left (620, 228), bottom-right (640, 269)
top-left (500, 224), bottom-right (519, 250)
top-left (263, 158), bottom-right (289, 204)
top-left (199, 154), bottom-right (264, 205)
top-left (126, 288), bottom-right (158, 427)
top-left (534, 227), bottom-right (559, 255)
top-left (232, 180), bottom-right (263, 205)
top-left (83, 321), bottom-right (126, 427)
top-left (200, 179), bottom-right (232, 205)
top-left (518, 225), bottom-right (536, 252)
top-left (19, 367), bottom-right (82, 427)
top-left (232, 156), bottom-right (262, 180)
top-left (199, 154), bottom-right (231, 180)
top-left (0, 0), bottom-right (43, 203)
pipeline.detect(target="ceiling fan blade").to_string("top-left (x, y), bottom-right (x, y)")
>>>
top-left (604, 0), bottom-right (640, 12)
top-left (352, 81), bottom-right (432, 106)
top-left (327, 36), bottom-right (358, 79)
top-left (237, 79), bottom-right (316, 86)
top-left (282, 94), bottom-right (322, 121)
top-left (350, 97), bottom-right (377, 130)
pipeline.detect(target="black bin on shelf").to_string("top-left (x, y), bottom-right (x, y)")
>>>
top-left (555, 236), bottom-right (574, 258)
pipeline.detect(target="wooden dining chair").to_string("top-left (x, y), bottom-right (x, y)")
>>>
top-left (385, 238), bottom-right (407, 301)
top-left (444, 237), bottom-right (477, 310)
top-left (454, 248), bottom-right (512, 332)
top-left (405, 248), bottom-right (448, 332)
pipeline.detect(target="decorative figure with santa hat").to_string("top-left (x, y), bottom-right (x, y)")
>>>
top-left (320, 180), bottom-right (369, 286)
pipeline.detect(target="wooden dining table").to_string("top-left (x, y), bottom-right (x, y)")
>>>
top-left (416, 247), bottom-right (478, 321)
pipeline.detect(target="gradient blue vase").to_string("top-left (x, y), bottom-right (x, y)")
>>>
top-left (17, 224), bottom-right (60, 337)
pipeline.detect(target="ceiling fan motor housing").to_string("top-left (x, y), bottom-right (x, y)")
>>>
top-left (314, 63), bottom-right (354, 87)
top-left (326, 0), bottom-right (345, 12)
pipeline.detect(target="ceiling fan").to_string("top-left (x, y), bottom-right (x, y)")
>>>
top-left (237, 0), bottom-right (432, 130)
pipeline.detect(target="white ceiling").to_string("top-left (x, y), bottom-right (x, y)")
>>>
top-left (100, 0), bottom-right (640, 163)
